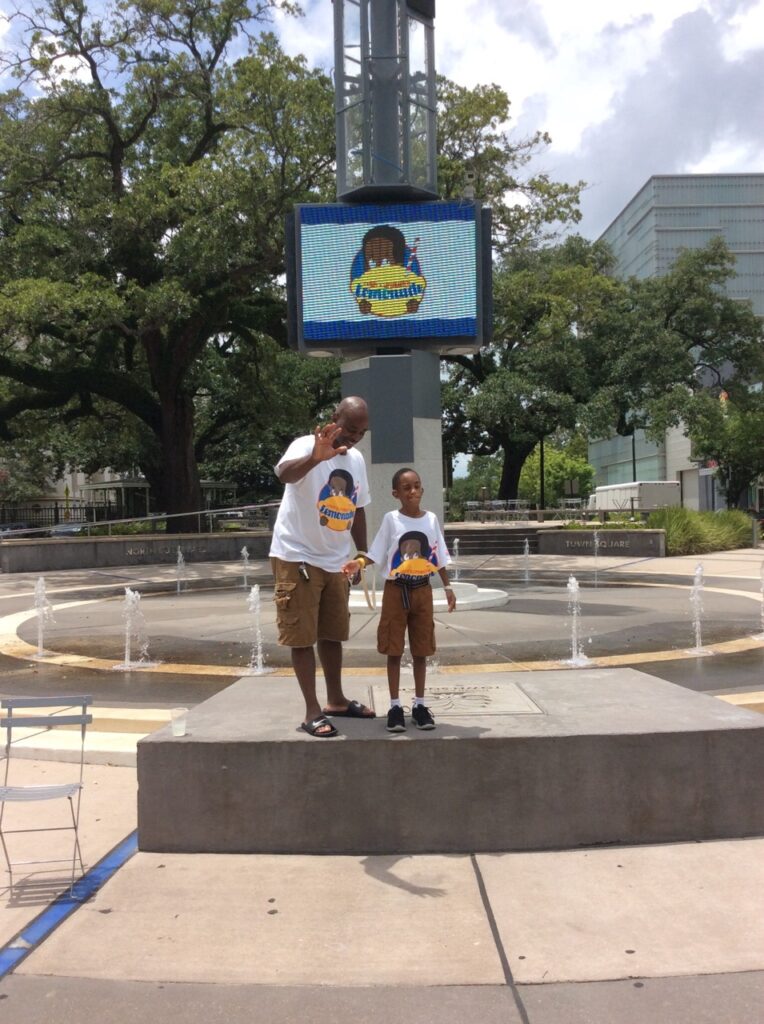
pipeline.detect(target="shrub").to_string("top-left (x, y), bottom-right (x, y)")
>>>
top-left (646, 507), bottom-right (752, 556)
top-left (563, 517), bottom-right (646, 531)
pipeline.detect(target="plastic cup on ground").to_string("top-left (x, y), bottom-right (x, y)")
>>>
top-left (171, 707), bottom-right (189, 737)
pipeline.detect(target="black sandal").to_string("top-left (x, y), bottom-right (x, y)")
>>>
top-left (322, 700), bottom-right (376, 719)
top-left (299, 715), bottom-right (339, 738)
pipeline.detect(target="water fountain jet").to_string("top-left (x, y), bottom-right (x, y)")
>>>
top-left (33, 576), bottom-right (54, 658)
top-left (242, 584), bottom-right (274, 676)
top-left (564, 575), bottom-right (590, 666)
top-left (523, 537), bottom-right (530, 585)
top-left (451, 537), bottom-right (460, 581)
top-left (176, 547), bottom-right (186, 594)
top-left (112, 587), bottom-right (160, 670)
top-left (687, 562), bottom-right (712, 656)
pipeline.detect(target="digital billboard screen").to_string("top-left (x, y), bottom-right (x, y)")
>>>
top-left (289, 200), bottom-right (486, 353)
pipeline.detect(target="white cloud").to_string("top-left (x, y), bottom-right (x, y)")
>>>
top-left (685, 136), bottom-right (763, 174)
top-left (3, 0), bottom-right (761, 240)
top-left (275, 0), bottom-right (764, 238)
top-left (271, 1), bottom-right (334, 71)
top-left (719, 0), bottom-right (764, 57)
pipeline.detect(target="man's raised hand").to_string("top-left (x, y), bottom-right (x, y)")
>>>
top-left (313, 422), bottom-right (346, 459)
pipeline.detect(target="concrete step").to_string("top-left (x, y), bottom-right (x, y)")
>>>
top-left (137, 672), bottom-right (764, 855)
top-left (7, 707), bottom-right (170, 766)
top-left (445, 526), bottom-right (540, 555)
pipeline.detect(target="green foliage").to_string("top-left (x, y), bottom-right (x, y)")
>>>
top-left (445, 438), bottom-right (594, 519)
top-left (646, 507), bottom-right (753, 556)
top-left (0, 440), bottom-right (52, 501)
top-left (0, 0), bottom-right (335, 520)
top-left (443, 237), bottom-right (617, 499)
top-left (436, 78), bottom-right (584, 253)
top-left (446, 454), bottom-right (502, 520)
top-left (195, 339), bottom-right (341, 499)
top-left (88, 519), bottom-right (167, 535)
top-left (677, 389), bottom-right (764, 508)
top-left (518, 440), bottom-right (594, 506)
top-left (445, 235), bottom-right (763, 505)
top-left (585, 238), bottom-right (764, 443)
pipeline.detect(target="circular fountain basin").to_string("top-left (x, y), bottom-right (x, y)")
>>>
top-left (349, 580), bottom-right (508, 612)
top-left (15, 579), bottom-right (763, 671)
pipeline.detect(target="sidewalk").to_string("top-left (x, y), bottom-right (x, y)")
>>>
top-left (0, 548), bottom-right (762, 1022)
top-left (1, 752), bottom-right (762, 1023)
top-left (1, 754), bottom-right (762, 1023)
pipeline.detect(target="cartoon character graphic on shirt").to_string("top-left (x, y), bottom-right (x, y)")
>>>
top-left (317, 468), bottom-right (358, 532)
top-left (350, 225), bottom-right (426, 318)
top-left (389, 531), bottom-right (439, 583)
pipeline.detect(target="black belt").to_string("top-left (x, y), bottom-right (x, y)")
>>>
top-left (393, 575), bottom-right (430, 610)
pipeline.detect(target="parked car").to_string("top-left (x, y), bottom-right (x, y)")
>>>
top-left (0, 521), bottom-right (39, 537)
top-left (214, 510), bottom-right (248, 531)
top-left (50, 522), bottom-right (88, 536)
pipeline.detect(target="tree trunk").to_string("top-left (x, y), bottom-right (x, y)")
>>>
top-left (157, 393), bottom-right (203, 533)
top-left (498, 439), bottom-right (536, 500)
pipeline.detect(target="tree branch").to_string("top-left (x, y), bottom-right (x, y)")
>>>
top-left (0, 353), bottom-right (162, 434)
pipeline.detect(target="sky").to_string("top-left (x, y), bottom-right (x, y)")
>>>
top-left (272, 0), bottom-right (764, 238)
top-left (2, 0), bottom-right (762, 237)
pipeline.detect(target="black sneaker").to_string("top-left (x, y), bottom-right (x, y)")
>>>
top-left (411, 703), bottom-right (435, 730)
top-left (386, 705), bottom-right (406, 732)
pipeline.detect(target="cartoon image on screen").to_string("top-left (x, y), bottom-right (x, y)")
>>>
top-left (317, 468), bottom-right (358, 531)
top-left (296, 200), bottom-right (481, 345)
top-left (349, 226), bottom-right (426, 318)
top-left (389, 530), bottom-right (438, 581)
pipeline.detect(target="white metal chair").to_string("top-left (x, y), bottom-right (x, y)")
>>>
top-left (0, 696), bottom-right (92, 895)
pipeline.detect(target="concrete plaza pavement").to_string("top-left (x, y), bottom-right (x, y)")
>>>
top-left (0, 544), bottom-right (763, 1021)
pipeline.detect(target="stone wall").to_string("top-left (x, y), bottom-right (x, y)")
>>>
top-left (0, 532), bottom-right (272, 573)
top-left (537, 529), bottom-right (666, 557)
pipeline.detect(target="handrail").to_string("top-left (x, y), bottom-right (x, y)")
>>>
top-left (0, 501), bottom-right (281, 539)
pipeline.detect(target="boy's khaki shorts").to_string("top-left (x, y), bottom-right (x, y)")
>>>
top-left (271, 557), bottom-right (350, 648)
top-left (377, 580), bottom-right (435, 658)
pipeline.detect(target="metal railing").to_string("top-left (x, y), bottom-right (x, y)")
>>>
top-left (0, 501), bottom-right (282, 539)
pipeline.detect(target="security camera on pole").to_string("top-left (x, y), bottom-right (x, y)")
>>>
top-left (285, 0), bottom-right (492, 538)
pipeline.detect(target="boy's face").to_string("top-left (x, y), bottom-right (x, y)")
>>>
top-left (393, 471), bottom-right (423, 513)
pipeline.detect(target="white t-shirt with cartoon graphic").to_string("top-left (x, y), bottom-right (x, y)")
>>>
top-left (269, 435), bottom-right (370, 572)
top-left (367, 510), bottom-right (451, 583)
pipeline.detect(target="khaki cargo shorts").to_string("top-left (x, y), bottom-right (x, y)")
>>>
top-left (377, 580), bottom-right (435, 658)
top-left (270, 557), bottom-right (351, 648)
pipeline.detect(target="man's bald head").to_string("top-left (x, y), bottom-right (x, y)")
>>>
top-left (331, 396), bottom-right (369, 450)
top-left (334, 396), bottom-right (368, 420)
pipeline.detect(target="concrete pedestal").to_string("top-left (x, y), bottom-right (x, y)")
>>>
top-left (342, 350), bottom-right (444, 541)
top-left (137, 670), bottom-right (764, 854)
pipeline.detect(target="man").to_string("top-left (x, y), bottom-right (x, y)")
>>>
top-left (270, 396), bottom-right (375, 737)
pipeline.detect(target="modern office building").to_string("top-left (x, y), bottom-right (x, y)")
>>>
top-left (590, 173), bottom-right (764, 511)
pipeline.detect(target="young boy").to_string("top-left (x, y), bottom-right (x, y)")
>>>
top-left (342, 467), bottom-right (456, 731)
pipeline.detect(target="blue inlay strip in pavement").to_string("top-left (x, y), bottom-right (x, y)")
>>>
top-left (0, 829), bottom-right (138, 980)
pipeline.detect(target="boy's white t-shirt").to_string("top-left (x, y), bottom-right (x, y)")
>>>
top-left (367, 510), bottom-right (451, 584)
top-left (269, 435), bottom-right (370, 572)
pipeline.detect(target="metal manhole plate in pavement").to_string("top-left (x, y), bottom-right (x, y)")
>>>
top-left (369, 681), bottom-right (543, 716)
